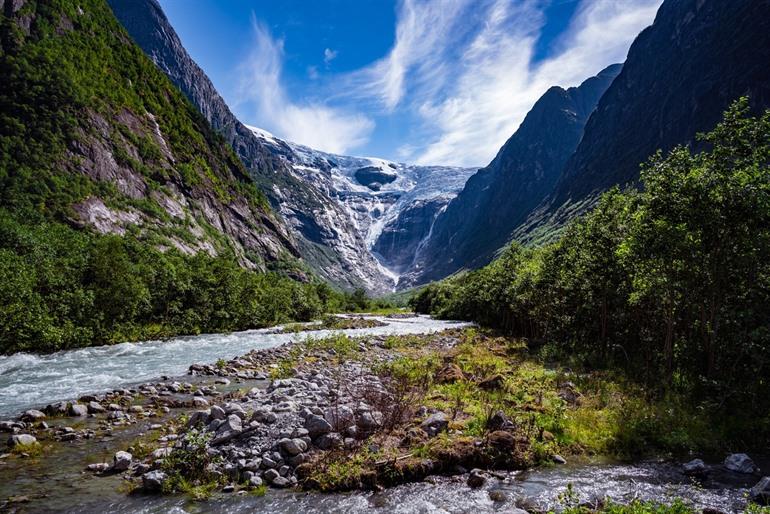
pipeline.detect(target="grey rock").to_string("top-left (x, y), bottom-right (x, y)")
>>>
top-left (249, 475), bottom-right (264, 488)
top-left (8, 434), bottom-right (36, 447)
top-left (20, 410), bottom-right (45, 422)
top-left (357, 411), bottom-right (382, 431)
top-left (209, 405), bottom-right (226, 420)
top-left (263, 468), bottom-right (280, 482)
top-left (324, 406), bottom-right (355, 431)
top-left (271, 476), bottom-right (290, 488)
top-left (112, 451), bottom-right (132, 471)
top-left (315, 432), bottom-right (342, 450)
top-left (724, 453), bottom-right (758, 474)
top-left (252, 408), bottom-right (278, 424)
top-left (187, 409), bottom-right (210, 428)
top-left (87, 401), bottom-right (106, 414)
top-left (192, 397), bottom-right (209, 408)
top-left (750, 476), bottom-right (770, 505)
top-left (216, 414), bottom-right (242, 437)
top-left (44, 402), bottom-right (69, 416)
top-left (420, 412), bottom-right (448, 437)
top-left (304, 414), bottom-right (332, 438)
top-left (683, 458), bottom-right (708, 476)
top-left (142, 470), bottom-right (168, 493)
top-left (68, 403), bottom-right (88, 417)
top-left (86, 462), bottom-right (111, 473)
top-left (278, 438), bottom-right (305, 456)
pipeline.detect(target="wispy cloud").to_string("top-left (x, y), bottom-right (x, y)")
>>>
top-left (365, 0), bottom-right (662, 166)
top-left (323, 47), bottom-right (338, 65)
top-left (235, 0), bottom-right (661, 165)
top-left (235, 19), bottom-right (373, 154)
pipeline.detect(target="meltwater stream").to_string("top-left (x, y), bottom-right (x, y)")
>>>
top-left (0, 315), bottom-right (470, 417)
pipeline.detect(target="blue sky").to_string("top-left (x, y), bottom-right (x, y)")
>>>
top-left (159, 0), bottom-right (662, 166)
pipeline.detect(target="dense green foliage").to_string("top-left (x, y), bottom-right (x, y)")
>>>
top-left (0, 213), bottom-right (343, 354)
top-left (412, 100), bottom-right (770, 444)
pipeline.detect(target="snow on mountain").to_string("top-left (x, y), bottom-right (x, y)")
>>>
top-left (246, 125), bottom-right (476, 288)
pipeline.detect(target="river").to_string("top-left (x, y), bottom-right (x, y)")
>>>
top-left (0, 315), bottom-right (763, 512)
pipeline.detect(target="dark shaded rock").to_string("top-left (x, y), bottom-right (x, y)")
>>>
top-left (420, 412), bottom-right (448, 438)
top-left (142, 470), bottom-right (167, 492)
top-left (724, 453), bottom-right (758, 474)
top-left (750, 476), bottom-right (770, 505)
top-left (478, 375), bottom-right (505, 391)
top-left (683, 458), bottom-right (708, 477)
top-left (467, 469), bottom-right (486, 488)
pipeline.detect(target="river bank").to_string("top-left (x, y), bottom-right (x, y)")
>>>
top-left (0, 318), bottom-right (768, 512)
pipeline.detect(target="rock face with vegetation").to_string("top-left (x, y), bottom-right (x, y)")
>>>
top-left (402, 64), bottom-right (621, 287)
top-left (0, 0), bottom-right (352, 353)
top-left (515, 0), bottom-right (770, 242)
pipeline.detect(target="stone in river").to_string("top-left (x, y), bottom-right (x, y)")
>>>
top-left (467, 469), bottom-right (486, 488)
top-left (142, 470), bottom-right (167, 493)
top-left (20, 410), bottom-right (45, 422)
top-left (683, 458), bottom-right (708, 476)
top-left (724, 453), bottom-right (758, 474)
top-left (112, 451), bottom-right (132, 471)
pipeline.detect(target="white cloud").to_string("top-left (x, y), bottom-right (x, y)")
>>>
top-left (338, 0), bottom-right (662, 166)
top-left (323, 47), bottom-right (338, 64)
top-left (235, 20), bottom-right (373, 154)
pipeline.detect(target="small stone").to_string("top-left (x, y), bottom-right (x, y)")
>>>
top-left (249, 475), bottom-right (263, 488)
top-left (263, 468), bottom-right (280, 482)
top-left (86, 462), bottom-right (111, 472)
top-left (724, 453), bottom-right (758, 474)
top-left (222, 484), bottom-right (235, 493)
top-left (87, 402), bottom-right (105, 414)
top-left (142, 470), bottom-right (167, 492)
top-left (252, 408), bottom-right (278, 424)
top-left (8, 434), bottom-right (36, 447)
top-left (278, 438), bottom-right (305, 456)
top-left (112, 451), bottom-right (132, 471)
top-left (552, 454), bottom-right (567, 465)
top-left (44, 402), bottom-right (68, 416)
top-left (215, 378), bottom-right (230, 385)
top-left (467, 469), bottom-right (486, 488)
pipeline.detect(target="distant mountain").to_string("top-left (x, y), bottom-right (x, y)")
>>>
top-left (248, 127), bottom-right (475, 289)
top-left (401, 64), bottom-right (621, 287)
top-left (0, 0), bottom-right (298, 270)
top-left (514, 0), bottom-right (770, 242)
top-left (109, 0), bottom-right (475, 293)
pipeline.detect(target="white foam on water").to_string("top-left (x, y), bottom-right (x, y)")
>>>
top-left (0, 315), bottom-right (470, 417)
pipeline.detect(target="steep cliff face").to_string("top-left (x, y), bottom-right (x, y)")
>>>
top-left (107, 0), bottom-right (399, 293)
top-left (0, 0), bottom-right (299, 271)
top-left (516, 0), bottom-right (770, 241)
top-left (401, 64), bottom-right (621, 287)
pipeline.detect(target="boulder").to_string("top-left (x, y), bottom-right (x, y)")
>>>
top-left (750, 476), bottom-right (770, 506)
top-left (304, 414), bottom-right (332, 438)
top-left (278, 438), bottom-right (305, 456)
top-left (8, 434), bottom-right (36, 447)
top-left (68, 403), bottom-right (88, 417)
top-left (192, 397), bottom-right (209, 408)
top-left (356, 411), bottom-right (383, 432)
top-left (325, 406), bottom-right (355, 431)
top-left (315, 432), bottom-right (343, 450)
top-left (142, 470), bottom-right (167, 493)
top-left (87, 402), bottom-right (105, 414)
top-left (216, 414), bottom-right (242, 436)
top-left (263, 468), bottom-right (280, 482)
top-left (44, 402), bottom-right (69, 416)
top-left (683, 458), bottom-right (708, 477)
top-left (552, 454), bottom-right (567, 465)
top-left (209, 405), bottom-right (226, 420)
top-left (249, 475), bottom-right (264, 488)
top-left (420, 412), bottom-right (448, 437)
top-left (724, 453), bottom-right (758, 474)
top-left (252, 407), bottom-right (278, 424)
top-left (271, 476), bottom-right (290, 488)
top-left (20, 410), bottom-right (45, 422)
top-left (112, 451), bottom-right (132, 471)
top-left (187, 410), bottom-right (210, 428)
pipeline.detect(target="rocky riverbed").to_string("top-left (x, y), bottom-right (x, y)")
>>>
top-left (0, 321), bottom-right (768, 512)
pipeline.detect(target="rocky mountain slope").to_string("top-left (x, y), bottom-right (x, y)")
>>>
top-left (400, 64), bottom-right (621, 286)
top-left (249, 128), bottom-right (475, 288)
top-left (514, 0), bottom-right (770, 243)
top-left (0, 0), bottom-right (299, 271)
top-left (107, 0), bottom-right (475, 294)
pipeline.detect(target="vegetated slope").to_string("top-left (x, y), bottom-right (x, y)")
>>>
top-left (107, 0), bottom-right (403, 294)
top-left (400, 64), bottom-right (621, 287)
top-left (412, 101), bottom-right (770, 448)
top-left (0, 0), bottom-right (336, 354)
top-left (515, 0), bottom-right (770, 241)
